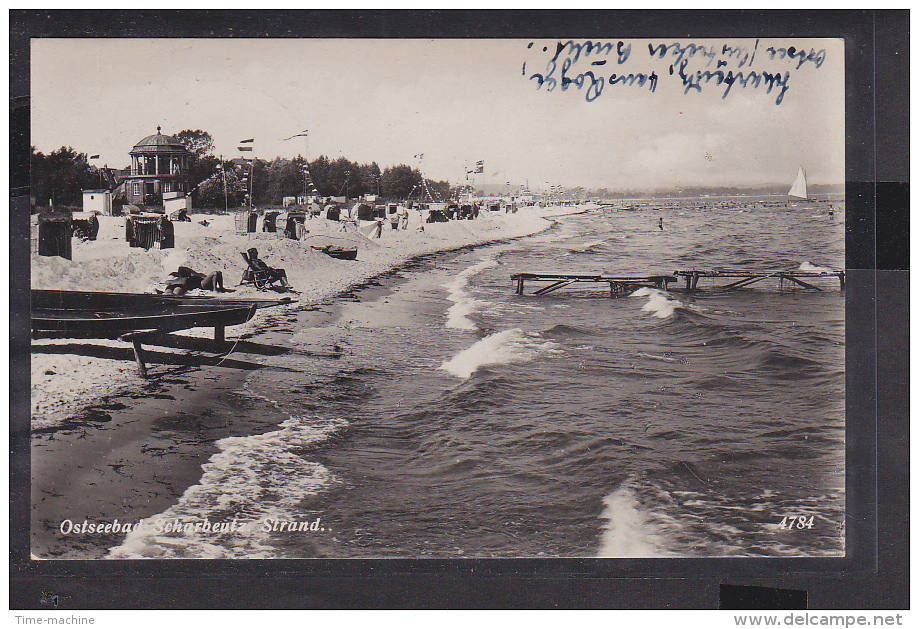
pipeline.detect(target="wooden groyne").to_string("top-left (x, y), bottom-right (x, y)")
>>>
top-left (511, 269), bottom-right (845, 296)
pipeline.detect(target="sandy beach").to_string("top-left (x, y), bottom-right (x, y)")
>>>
top-left (30, 204), bottom-right (589, 558)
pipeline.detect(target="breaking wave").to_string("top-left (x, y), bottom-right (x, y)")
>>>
top-left (438, 328), bottom-right (560, 379)
top-left (630, 287), bottom-right (685, 319)
top-left (443, 258), bottom-right (497, 331)
top-left (597, 484), bottom-right (677, 557)
top-left (798, 261), bottom-right (835, 273)
top-left (107, 387), bottom-right (345, 559)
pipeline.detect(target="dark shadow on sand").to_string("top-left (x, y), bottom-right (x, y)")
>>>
top-left (32, 340), bottom-right (283, 372)
top-left (149, 333), bottom-right (294, 357)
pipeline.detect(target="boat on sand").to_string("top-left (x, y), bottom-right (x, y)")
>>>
top-left (31, 289), bottom-right (293, 375)
top-left (312, 245), bottom-right (358, 260)
top-left (31, 289), bottom-right (294, 339)
top-left (31, 290), bottom-right (260, 340)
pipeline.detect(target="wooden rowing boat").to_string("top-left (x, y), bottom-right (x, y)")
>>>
top-left (30, 290), bottom-right (269, 339)
top-left (30, 289), bottom-right (300, 375)
top-left (31, 289), bottom-right (293, 313)
top-left (32, 302), bottom-right (257, 340)
top-left (312, 245), bottom-right (358, 260)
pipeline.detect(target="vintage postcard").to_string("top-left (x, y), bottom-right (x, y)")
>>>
top-left (27, 35), bottom-right (849, 564)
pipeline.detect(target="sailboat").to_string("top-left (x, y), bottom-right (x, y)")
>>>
top-left (788, 165), bottom-right (809, 201)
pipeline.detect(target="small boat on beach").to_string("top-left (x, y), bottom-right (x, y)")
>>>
top-left (29, 289), bottom-right (283, 339)
top-left (31, 289), bottom-right (297, 376)
top-left (32, 289), bottom-right (293, 313)
top-left (312, 245), bottom-right (358, 260)
top-left (300, 233), bottom-right (364, 260)
top-left (32, 300), bottom-right (255, 340)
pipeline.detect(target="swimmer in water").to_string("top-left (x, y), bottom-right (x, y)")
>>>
top-left (658, 217), bottom-right (664, 231)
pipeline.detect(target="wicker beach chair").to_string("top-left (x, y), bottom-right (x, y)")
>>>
top-left (238, 250), bottom-right (294, 292)
top-left (239, 251), bottom-right (272, 289)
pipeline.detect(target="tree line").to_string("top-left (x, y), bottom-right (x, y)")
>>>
top-left (31, 129), bottom-right (453, 209)
top-left (30, 146), bottom-right (94, 207)
top-left (199, 155), bottom-right (451, 209)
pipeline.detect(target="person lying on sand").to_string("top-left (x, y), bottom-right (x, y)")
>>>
top-left (164, 267), bottom-right (229, 295)
top-left (246, 248), bottom-right (292, 288)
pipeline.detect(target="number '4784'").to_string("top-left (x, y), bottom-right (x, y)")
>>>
top-left (778, 515), bottom-right (814, 530)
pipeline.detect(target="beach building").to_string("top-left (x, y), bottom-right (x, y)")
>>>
top-left (81, 189), bottom-right (112, 215)
top-left (163, 190), bottom-right (192, 215)
top-left (125, 126), bottom-right (192, 208)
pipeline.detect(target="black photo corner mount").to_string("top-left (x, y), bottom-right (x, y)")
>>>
top-left (9, 10), bottom-right (908, 609)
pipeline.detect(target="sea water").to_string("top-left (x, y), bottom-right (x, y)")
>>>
top-left (110, 201), bottom-right (845, 558)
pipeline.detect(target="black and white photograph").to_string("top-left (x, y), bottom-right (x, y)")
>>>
top-left (24, 33), bottom-right (851, 562)
top-left (11, 11), bottom-right (910, 612)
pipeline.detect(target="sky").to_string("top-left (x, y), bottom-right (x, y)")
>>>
top-left (31, 38), bottom-right (845, 192)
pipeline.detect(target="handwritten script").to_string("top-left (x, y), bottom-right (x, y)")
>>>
top-left (523, 39), bottom-right (827, 105)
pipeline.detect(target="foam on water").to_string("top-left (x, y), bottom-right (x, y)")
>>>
top-left (630, 287), bottom-right (685, 319)
top-left (597, 484), bottom-right (676, 557)
top-left (798, 260), bottom-right (834, 273)
top-left (567, 239), bottom-right (606, 252)
top-left (438, 328), bottom-right (559, 379)
top-left (107, 387), bottom-right (345, 559)
top-left (442, 258), bottom-right (497, 331)
top-left (635, 351), bottom-right (678, 363)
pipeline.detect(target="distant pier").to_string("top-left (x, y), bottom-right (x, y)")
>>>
top-left (672, 269), bottom-right (845, 292)
top-left (511, 269), bottom-right (845, 296)
top-left (512, 273), bottom-right (678, 297)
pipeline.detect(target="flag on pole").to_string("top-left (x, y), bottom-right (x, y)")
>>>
top-left (475, 160), bottom-right (484, 174)
top-left (281, 129), bottom-right (308, 141)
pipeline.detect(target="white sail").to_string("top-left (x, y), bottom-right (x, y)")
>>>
top-left (788, 166), bottom-right (808, 200)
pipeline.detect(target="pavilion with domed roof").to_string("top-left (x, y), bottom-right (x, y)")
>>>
top-left (125, 126), bottom-right (192, 207)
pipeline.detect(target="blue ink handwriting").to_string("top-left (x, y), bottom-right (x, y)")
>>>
top-left (675, 60), bottom-right (791, 105)
top-left (764, 45), bottom-right (826, 69)
top-left (524, 38), bottom-right (827, 105)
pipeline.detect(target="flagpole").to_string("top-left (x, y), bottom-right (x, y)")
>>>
top-left (417, 153), bottom-right (423, 202)
top-left (219, 155), bottom-right (228, 214)
top-left (280, 129), bottom-right (312, 199)
top-left (237, 137), bottom-right (255, 211)
top-left (304, 132), bottom-right (309, 199)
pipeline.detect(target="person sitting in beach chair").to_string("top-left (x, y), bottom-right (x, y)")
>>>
top-left (163, 266), bottom-right (228, 295)
top-left (240, 247), bottom-right (293, 290)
